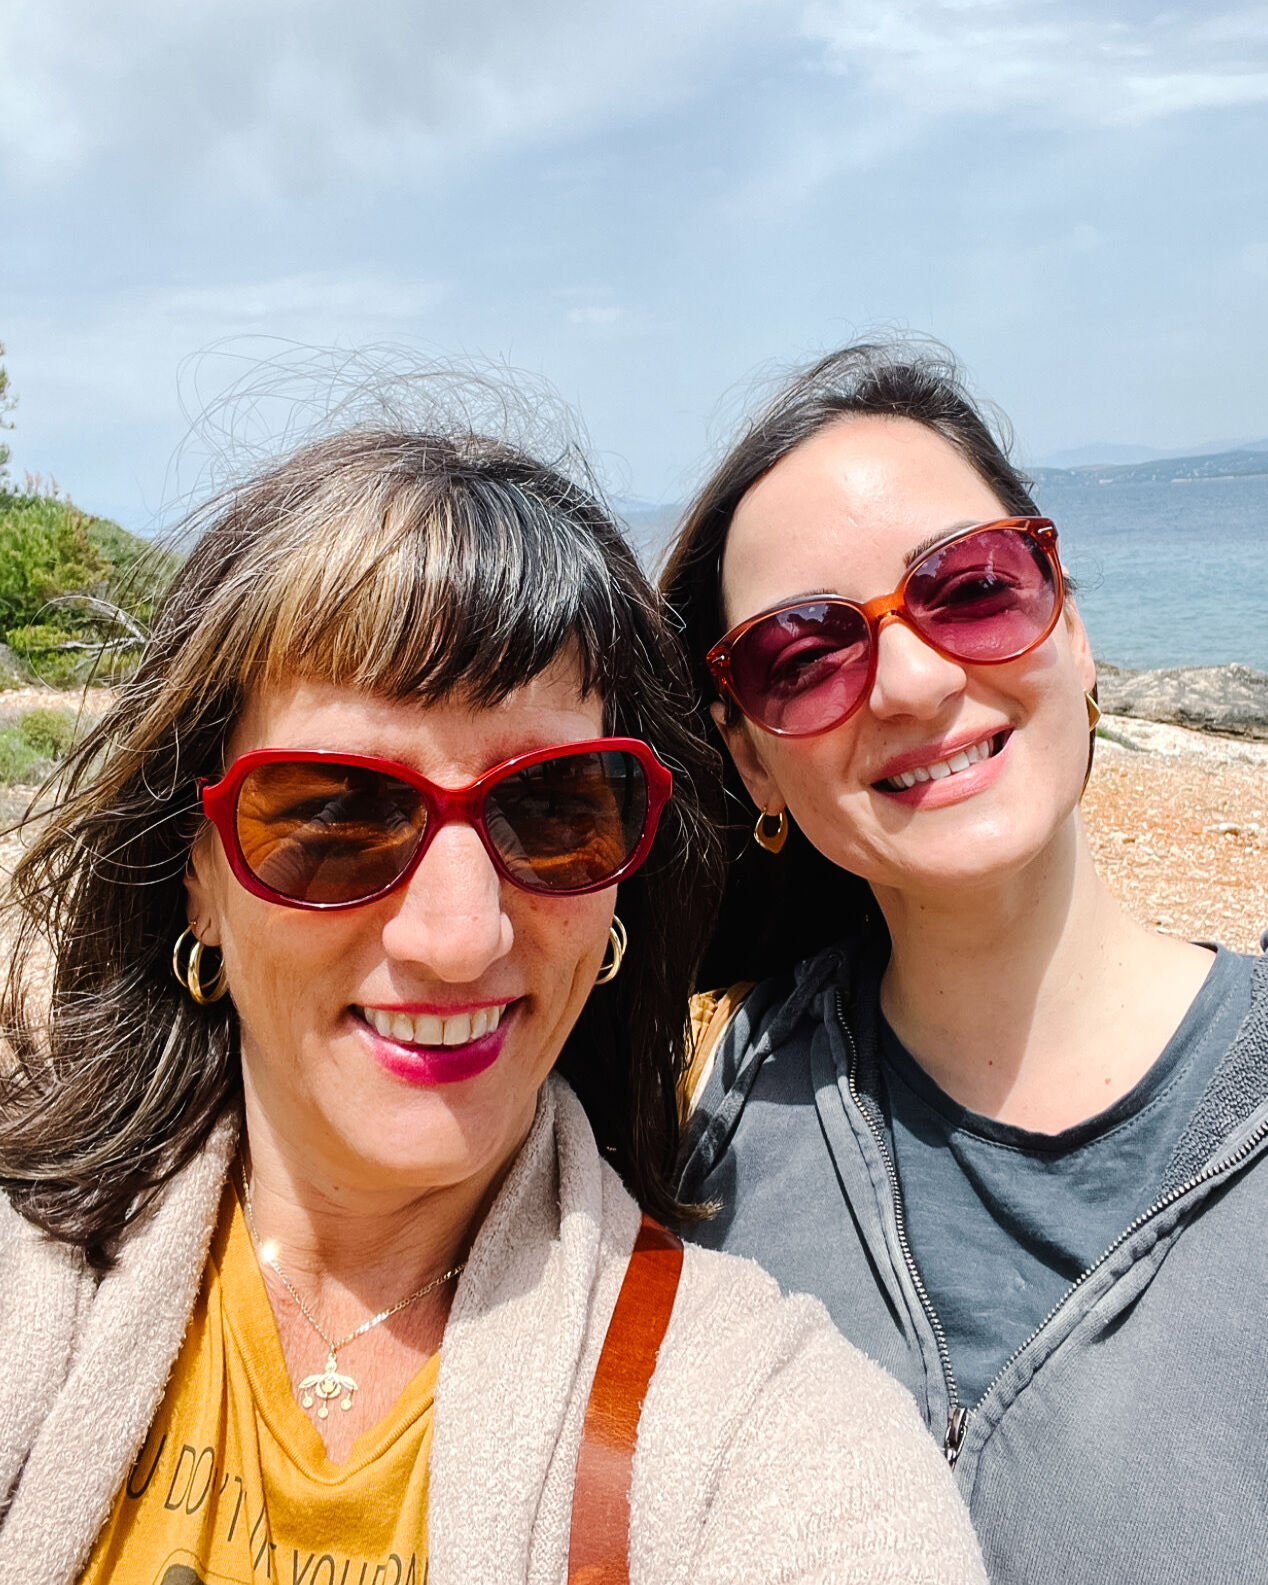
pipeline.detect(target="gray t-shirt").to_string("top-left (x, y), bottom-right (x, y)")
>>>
top-left (878, 946), bottom-right (1256, 1406)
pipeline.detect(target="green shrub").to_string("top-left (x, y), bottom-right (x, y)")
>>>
top-left (0, 706), bottom-right (82, 784)
top-left (0, 727), bottom-right (46, 785)
top-left (5, 623), bottom-right (89, 688)
top-left (0, 494), bottom-right (110, 630)
top-left (0, 489), bottom-right (182, 687)
top-left (5, 622), bottom-right (72, 654)
top-left (16, 706), bottom-right (78, 758)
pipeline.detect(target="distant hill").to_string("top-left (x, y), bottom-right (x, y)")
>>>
top-left (1036, 438), bottom-right (1268, 469)
top-left (1030, 446), bottom-right (1268, 488)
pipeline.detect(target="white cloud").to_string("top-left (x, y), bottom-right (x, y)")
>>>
top-left (799, 0), bottom-right (1268, 127)
top-left (150, 273), bottom-right (447, 327)
top-left (554, 285), bottom-right (662, 337)
top-left (4, 270), bottom-right (450, 477)
top-left (0, 0), bottom-right (789, 194)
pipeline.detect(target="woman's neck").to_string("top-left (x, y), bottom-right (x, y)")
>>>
top-left (873, 815), bottom-right (1215, 1133)
top-left (235, 1103), bottom-right (514, 1317)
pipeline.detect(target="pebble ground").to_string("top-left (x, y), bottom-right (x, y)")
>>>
top-left (1084, 716), bottom-right (1267, 954)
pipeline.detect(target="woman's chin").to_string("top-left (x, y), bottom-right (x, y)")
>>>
top-left (860, 812), bottom-right (1079, 906)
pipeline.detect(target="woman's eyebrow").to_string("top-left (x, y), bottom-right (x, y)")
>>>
top-left (902, 520), bottom-right (981, 568)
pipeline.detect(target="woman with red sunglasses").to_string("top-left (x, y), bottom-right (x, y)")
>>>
top-left (0, 423), bottom-right (983, 1582)
top-left (665, 342), bottom-right (1268, 1585)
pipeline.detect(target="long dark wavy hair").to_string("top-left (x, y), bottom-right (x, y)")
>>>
top-left (661, 340), bottom-right (1044, 989)
top-left (0, 428), bottom-right (723, 1266)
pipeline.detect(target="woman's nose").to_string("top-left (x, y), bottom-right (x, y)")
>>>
top-left (866, 614), bottom-right (968, 721)
top-left (379, 822), bottom-right (513, 980)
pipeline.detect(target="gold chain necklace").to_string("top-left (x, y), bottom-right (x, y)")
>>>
top-left (239, 1169), bottom-right (465, 1420)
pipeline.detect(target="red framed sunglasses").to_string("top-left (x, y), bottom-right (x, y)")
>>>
top-left (200, 737), bottom-right (673, 910)
top-left (707, 518), bottom-right (1064, 737)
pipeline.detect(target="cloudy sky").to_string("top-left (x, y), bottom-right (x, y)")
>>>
top-left (3, 0), bottom-right (1267, 530)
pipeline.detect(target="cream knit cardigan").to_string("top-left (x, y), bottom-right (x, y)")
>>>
top-left (0, 1077), bottom-right (985, 1585)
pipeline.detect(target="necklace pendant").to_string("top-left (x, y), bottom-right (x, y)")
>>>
top-left (298, 1349), bottom-right (358, 1419)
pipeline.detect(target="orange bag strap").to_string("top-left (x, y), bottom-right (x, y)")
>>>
top-left (567, 1213), bottom-right (685, 1585)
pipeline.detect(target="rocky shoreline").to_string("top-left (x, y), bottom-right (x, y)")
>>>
top-left (1096, 661), bottom-right (1268, 742)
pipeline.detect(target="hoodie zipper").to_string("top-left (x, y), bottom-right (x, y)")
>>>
top-left (837, 989), bottom-right (1268, 1469)
top-left (837, 992), bottom-right (966, 1463)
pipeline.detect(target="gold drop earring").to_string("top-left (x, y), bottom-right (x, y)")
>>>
top-left (753, 809), bottom-right (789, 855)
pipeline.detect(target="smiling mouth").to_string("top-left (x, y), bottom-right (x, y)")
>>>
top-left (876, 731), bottom-right (1010, 792)
top-left (357, 1003), bottom-right (509, 1048)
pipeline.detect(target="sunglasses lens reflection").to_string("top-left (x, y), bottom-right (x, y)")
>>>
top-left (231, 750), bottom-right (651, 905)
top-left (236, 761), bottom-right (427, 905)
top-left (484, 749), bottom-right (649, 893)
top-left (729, 601), bottom-right (871, 735)
top-left (904, 527), bottom-right (1058, 664)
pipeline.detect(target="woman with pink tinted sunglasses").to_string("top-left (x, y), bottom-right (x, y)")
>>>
top-left (0, 421), bottom-right (983, 1583)
top-left (665, 341), bottom-right (1268, 1585)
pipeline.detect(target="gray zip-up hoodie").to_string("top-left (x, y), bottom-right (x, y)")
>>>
top-left (681, 940), bottom-right (1268, 1585)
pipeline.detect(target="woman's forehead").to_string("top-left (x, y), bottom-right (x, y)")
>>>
top-left (720, 416), bottom-right (1007, 619)
top-left (228, 657), bottom-right (604, 769)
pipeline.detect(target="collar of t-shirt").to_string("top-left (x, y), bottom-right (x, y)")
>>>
top-left (875, 945), bottom-right (1254, 1407)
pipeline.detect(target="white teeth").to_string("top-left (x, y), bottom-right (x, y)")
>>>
top-left (361, 1003), bottom-right (505, 1048)
top-left (882, 735), bottom-right (999, 792)
top-left (415, 1013), bottom-right (443, 1046)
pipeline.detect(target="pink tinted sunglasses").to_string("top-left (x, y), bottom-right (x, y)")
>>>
top-left (707, 518), bottom-right (1063, 737)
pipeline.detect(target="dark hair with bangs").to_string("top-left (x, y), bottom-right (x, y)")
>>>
top-left (0, 428), bottom-right (723, 1265)
top-left (661, 339), bottom-right (1041, 987)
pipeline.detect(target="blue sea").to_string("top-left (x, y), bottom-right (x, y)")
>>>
top-left (1030, 474), bottom-right (1267, 671)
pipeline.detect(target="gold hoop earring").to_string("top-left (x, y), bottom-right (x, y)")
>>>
top-left (754, 809), bottom-right (788, 855)
top-left (172, 926), bottom-right (229, 1005)
top-left (1085, 690), bottom-right (1102, 731)
top-left (594, 917), bottom-right (628, 986)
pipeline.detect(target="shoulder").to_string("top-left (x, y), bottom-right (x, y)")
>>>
top-left (686, 932), bottom-right (885, 1105)
top-left (664, 1242), bottom-right (936, 1457)
top-left (635, 1243), bottom-right (984, 1582)
top-left (663, 1240), bottom-right (915, 1429)
top-left (684, 954), bottom-right (831, 1108)
top-left (678, 936), bottom-right (885, 1201)
top-left (0, 1191), bottom-right (89, 1322)
top-left (682, 982), bottom-right (756, 1115)
top-left (0, 1193), bottom-right (96, 1505)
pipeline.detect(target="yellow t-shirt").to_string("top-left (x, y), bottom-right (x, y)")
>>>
top-left (81, 1182), bottom-right (437, 1585)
